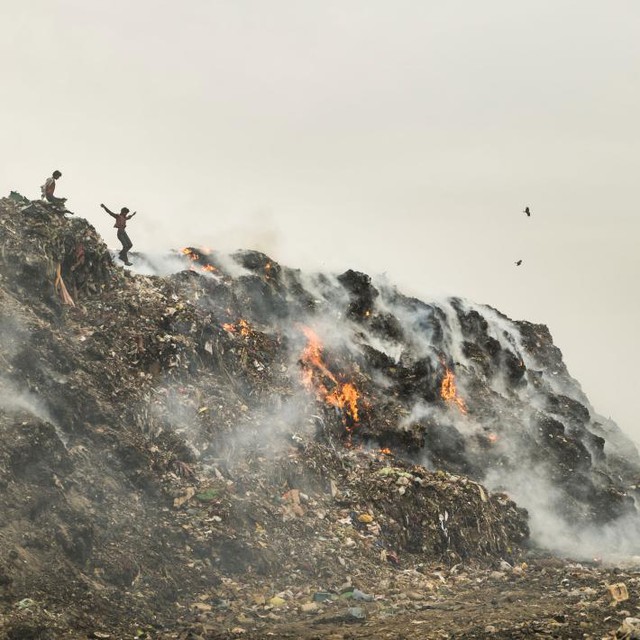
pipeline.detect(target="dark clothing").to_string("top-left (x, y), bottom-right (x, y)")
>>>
top-left (45, 194), bottom-right (66, 206)
top-left (117, 229), bottom-right (133, 263)
top-left (102, 204), bottom-right (135, 265)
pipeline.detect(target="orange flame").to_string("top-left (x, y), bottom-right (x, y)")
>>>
top-left (181, 247), bottom-right (199, 261)
top-left (299, 326), bottom-right (359, 426)
top-left (238, 319), bottom-right (251, 337)
top-left (440, 367), bottom-right (467, 415)
top-left (327, 381), bottom-right (359, 422)
top-left (223, 319), bottom-right (252, 337)
top-left (379, 448), bottom-right (392, 455)
top-left (181, 248), bottom-right (218, 274)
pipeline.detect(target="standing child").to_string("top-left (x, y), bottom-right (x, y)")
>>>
top-left (101, 203), bottom-right (137, 265)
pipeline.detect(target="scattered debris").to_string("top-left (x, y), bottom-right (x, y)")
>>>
top-left (0, 194), bottom-right (638, 639)
top-left (609, 582), bottom-right (630, 605)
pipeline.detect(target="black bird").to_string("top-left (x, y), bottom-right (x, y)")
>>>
top-left (523, 206), bottom-right (531, 217)
top-left (515, 260), bottom-right (523, 266)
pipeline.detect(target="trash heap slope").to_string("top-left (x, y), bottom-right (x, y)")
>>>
top-left (176, 242), bottom-right (640, 538)
top-left (0, 194), bottom-right (636, 638)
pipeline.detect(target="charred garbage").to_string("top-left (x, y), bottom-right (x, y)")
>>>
top-left (176, 245), bottom-right (639, 531)
top-left (0, 194), bottom-right (639, 638)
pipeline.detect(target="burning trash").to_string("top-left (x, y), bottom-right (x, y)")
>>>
top-left (298, 325), bottom-right (360, 430)
top-left (223, 319), bottom-right (252, 337)
top-left (181, 246), bottom-right (218, 274)
top-left (440, 365), bottom-right (467, 415)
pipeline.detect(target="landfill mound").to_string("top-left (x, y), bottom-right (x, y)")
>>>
top-left (0, 194), bottom-right (638, 639)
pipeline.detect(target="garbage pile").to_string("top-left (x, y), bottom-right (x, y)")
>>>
top-left (0, 194), bottom-right (638, 638)
top-left (174, 245), bottom-right (640, 532)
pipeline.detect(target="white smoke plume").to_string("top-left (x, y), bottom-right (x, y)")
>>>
top-left (0, 311), bottom-right (68, 447)
top-left (129, 248), bottom-right (640, 560)
top-left (0, 378), bottom-right (68, 448)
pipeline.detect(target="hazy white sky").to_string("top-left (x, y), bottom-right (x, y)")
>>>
top-left (2, 1), bottom-right (639, 440)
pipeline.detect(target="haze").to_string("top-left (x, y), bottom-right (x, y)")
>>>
top-left (2, 1), bottom-right (638, 441)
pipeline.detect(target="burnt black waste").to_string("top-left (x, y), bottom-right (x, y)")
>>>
top-left (1, 193), bottom-right (639, 637)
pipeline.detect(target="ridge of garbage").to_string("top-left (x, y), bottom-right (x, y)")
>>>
top-left (1, 193), bottom-right (639, 639)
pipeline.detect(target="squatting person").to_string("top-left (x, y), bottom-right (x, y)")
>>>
top-left (41, 170), bottom-right (67, 207)
top-left (100, 203), bottom-right (137, 266)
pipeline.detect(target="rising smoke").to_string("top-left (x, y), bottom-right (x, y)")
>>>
top-left (0, 312), bottom-right (68, 447)
top-left (129, 248), bottom-right (640, 560)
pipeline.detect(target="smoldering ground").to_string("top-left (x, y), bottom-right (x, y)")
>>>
top-left (120, 245), bottom-right (640, 561)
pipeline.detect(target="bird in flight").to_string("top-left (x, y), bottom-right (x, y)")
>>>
top-left (523, 206), bottom-right (531, 217)
top-left (515, 260), bottom-right (523, 266)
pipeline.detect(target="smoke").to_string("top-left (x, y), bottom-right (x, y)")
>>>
top-left (0, 378), bottom-right (68, 448)
top-left (0, 312), bottom-right (68, 447)
top-left (202, 208), bottom-right (282, 262)
top-left (127, 247), bottom-right (640, 560)
top-left (367, 276), bottom-right (640, 559)
top-left (0, 313), bottom-right (29, 361)
top-left (484, 462), bottom-right (640, 561)
top-left (124, 246), bottom-right (254, 280)
top-left (123, 250), bottom-right (188, 277)
top-left (0, 380), bottom-right (51, 422)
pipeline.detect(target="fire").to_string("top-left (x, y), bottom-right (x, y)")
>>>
top-left (180, 247), bottom-right (218, 274)
top-left (300, 326), bottom-right (337, 388)
top-left (299, 326), bottom-right (360, 427)
top-left (327, 381), bottom-right (359, 422)
top-left (223, 319), bottom-right (252, 337)
top-left (181, 247), bottom-right (199, 261)
top-left (440, 367), bottom-right (467, 415)
top-left (238, 319), bottom-right (251, 337)
top-left (379, 448), bottom-right (392, 455)
top-left (487, 432), bottom-right (498, 443)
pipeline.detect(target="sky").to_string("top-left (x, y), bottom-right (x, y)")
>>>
top-left (2, 1), bottom-right (639, 442)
